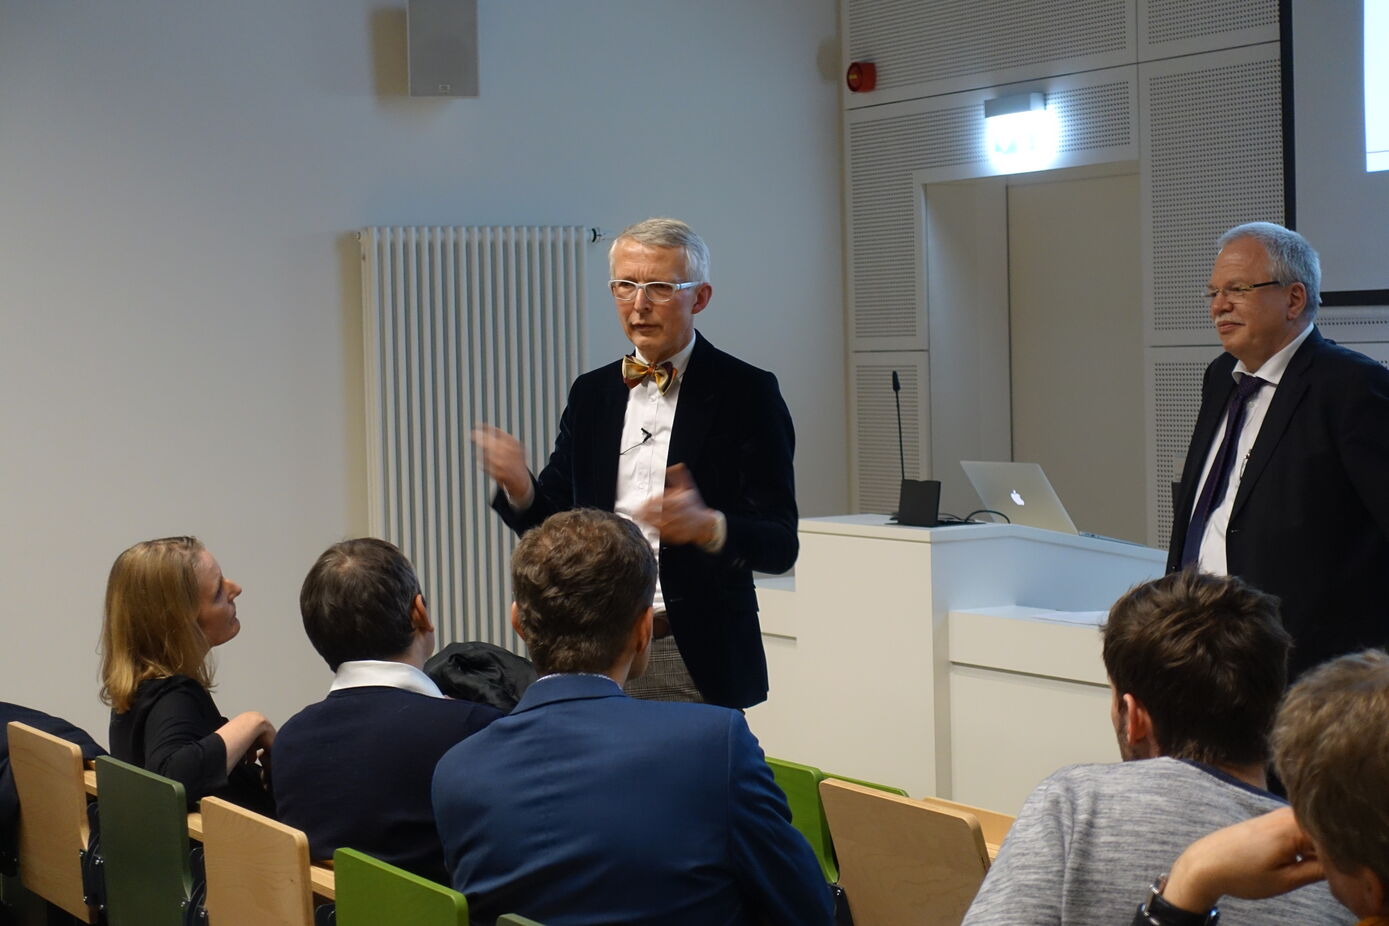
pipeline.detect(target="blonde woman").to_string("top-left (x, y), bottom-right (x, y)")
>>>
top-left (100, 536), bottom-right (275, 814)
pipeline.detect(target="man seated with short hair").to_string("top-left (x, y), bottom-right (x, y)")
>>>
top-left (273, 538), bottom-right (502, 883)
top-left (963, 569), bottom-right (1349, 925)
top-left (1128, 649), bottom-right (1389, 926)
top-left (432, 509), bottom-right (832, 926)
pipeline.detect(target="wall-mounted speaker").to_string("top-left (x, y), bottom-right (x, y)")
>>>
top-left (407, 0), bottom-right (478, 98)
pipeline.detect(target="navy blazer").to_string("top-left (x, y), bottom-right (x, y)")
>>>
top-left (432, 675), bottom-right (833, 926)
top-left (1, 702), bottom-right (105, 869)
top-left (1167, 329), bottom-right (1389, 678)
top-left (273, 686), bottom-right (501, 883)
top-left (492, 332), bottom-right (798, 708)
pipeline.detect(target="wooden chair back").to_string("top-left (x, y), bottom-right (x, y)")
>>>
top-left (819, 778), bottom-right (1002, 926)
top-left (6, 721), bottom-right (97, 922)
top-left (917, 794), bottom-right (1014, 859)
top-left (201, 796), bottom-right (314, 926)
top-left (333, 848), bottom-right (467, 925)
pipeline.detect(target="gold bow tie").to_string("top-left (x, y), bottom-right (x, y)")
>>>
top-left (622, 355), bottom-right (677, 395)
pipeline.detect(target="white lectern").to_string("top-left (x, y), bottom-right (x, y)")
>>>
top-left (746, 515), bottom-right (1165, 814)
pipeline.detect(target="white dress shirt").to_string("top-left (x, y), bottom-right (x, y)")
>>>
top-left (1192, 323), bottom-right (1315, 574)
top-left (613, 336), bottom-right (698, 614)
top-left (328, 659), bottom-right (445, 698)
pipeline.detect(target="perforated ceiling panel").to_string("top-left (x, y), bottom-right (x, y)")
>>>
top-left (846, 0), bottom-right (1128, 92)
top-left (854, 354), bottom-right (926, 514)
top-left (850, 81), bottom-right (1132, 345)
top-left (1142, 0), bottom-right (1277, 47)
top-left (1145, 52), bottom-right (1283, 338)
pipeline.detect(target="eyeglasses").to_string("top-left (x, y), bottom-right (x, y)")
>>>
top-left (1204, 280), bottom-right (1284, 303)
top-left (608, 280), bottom-right (702, 304)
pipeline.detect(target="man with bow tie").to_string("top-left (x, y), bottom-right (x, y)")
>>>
top-left (473, 217), bottom-right (797, 709)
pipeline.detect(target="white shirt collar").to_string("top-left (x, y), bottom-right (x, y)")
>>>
top-left (1232, 323), bottom-right (1314, 386)
top-left (328, 659), bottom-right (445, 699)
top-left (633, 332), bottom-right (697, 375)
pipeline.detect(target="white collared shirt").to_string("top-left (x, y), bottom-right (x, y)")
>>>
top-left (328, 659), bottom-right (446, 699)
top-left (1192, 323), bottom-right (1315, 574)
top-left (613, 335), bottom-right (698, 613)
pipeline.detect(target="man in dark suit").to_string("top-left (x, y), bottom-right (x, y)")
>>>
top-left (1167, 222), bottom-right (1389, 680)
top-left (273, 538), bottom-right (501, 883)
top-left (473, 217), bottom-right (796, 709)
top-left (432, 509), bottom-right (832, 926)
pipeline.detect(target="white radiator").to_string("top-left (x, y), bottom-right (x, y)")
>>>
top-left (360, 226), bottom-right (588, 649)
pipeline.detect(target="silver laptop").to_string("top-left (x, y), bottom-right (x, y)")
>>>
top-left (959, 461), bottom-right (1079, 534)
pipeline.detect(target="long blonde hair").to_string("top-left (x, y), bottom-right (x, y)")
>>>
top-left (100, 536), bottom-right (215, 712)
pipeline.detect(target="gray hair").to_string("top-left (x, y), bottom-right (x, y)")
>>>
top-left (610, 217), bottom-right (710, 284)
top-left (1218, 222), bottom-right (1321, 316)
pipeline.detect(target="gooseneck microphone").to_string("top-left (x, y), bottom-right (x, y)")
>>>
top-left (890, 370), bottom-right (942, 527)
top-left (892, 370), bottom-right (906, 481)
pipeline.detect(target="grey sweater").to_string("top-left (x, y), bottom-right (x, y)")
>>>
top-left (962, 757), bottom-right (1351, 926)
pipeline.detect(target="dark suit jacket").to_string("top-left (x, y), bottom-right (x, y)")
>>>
top-left (431, 674), bottom-right (834, 926)
top-left (1, 703), bottom-right (105, 871)
top-left (492, 332), bottom-right (797, 708)
top-left (1167, 329), bottom-right (1389, 679)
top-left (272, 686), bottom-right (501, 883)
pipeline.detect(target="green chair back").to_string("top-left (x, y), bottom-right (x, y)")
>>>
top-left (826, 771), bottom-right (910, 797)
top-left (94, 756), bottom-right (194, 926)
top-left (333, 848), bottom-right (468, 926)
top-left (496, 916), bottom-right (546, 925)
top-left (765, 756), bottom-right (836, 882)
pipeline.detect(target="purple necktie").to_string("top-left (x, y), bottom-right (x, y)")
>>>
top-left (1181, 373), bottom-right (1267, 567)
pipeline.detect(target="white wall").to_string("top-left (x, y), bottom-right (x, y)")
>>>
top-left (0, 0), bottom-right (845, 738)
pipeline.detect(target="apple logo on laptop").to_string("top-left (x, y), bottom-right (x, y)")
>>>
top-left (1010, 489), bottom-right (1026, 506)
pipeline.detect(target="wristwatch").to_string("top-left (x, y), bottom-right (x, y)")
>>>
top-left (1135, 875), bottom-right (1220, 925)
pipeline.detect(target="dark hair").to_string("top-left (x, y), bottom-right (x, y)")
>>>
top-left (1101, 569), bottom-right (1290, 767)
top-left (1274, 649), bottom-right (1389, 887)
top-left (299, 538), bottom-right (421, 671)
top-left (510, 509), bottom-right (656, 676)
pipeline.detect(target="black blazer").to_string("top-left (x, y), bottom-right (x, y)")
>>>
top-left (494, 332), bottom-right (798, 708)
top-left (272, 686), bottom-right (501, 883)
top-left (1167, 329), bottom-right (1389, 679)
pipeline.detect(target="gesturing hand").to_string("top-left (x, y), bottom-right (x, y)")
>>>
top-left (471, 424), bottom-right (533, 504)
top-left (636, 463), bottom-right (719, 547)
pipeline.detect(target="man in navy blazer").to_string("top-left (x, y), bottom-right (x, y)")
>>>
top-left (1167, 222), bottom-right (1389, 680)
top-left (432, 509), bottom-right (832, 926)
top-left (473, 217), bottom-right (796, 709)
top-left (273, 538), bottom-right (502, 883)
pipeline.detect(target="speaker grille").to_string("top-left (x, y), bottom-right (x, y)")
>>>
top-left (1143, 0), bottom-right (1277, 46)
top-left (1152, 359), bottom-right (1208, 545)
top-left (1146, 55), bottom-right (1283, 334)
top-left (1056, 82), bottom-right (1133, 153)
top-left (855, 357), bottom-right (924, 514)
top-left (848, 105), bottom-right (977, 342)
top-left (846, 0), bottom-right (1129, 91)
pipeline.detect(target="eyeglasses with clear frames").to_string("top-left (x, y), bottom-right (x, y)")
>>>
top-left (1204, 280), bottom-right (1284, 303)
top-left (609, 279), bottom-right (702, 304)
